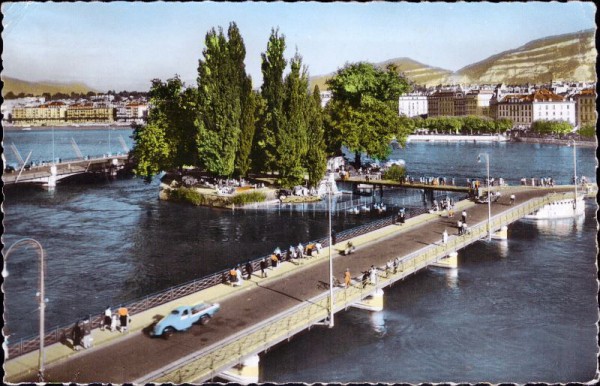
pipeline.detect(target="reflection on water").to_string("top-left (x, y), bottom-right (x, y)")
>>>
top-left (445, 268), bottom-right (458, 289)
top-left (496, 239), bottom-right (509, 258)
top-left (533, 214), bottom-right (586, 237)
top-left (369, 311), bottom-right (386, 336)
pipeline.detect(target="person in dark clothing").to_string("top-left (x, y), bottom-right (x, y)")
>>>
top-left (362, 271), bottom-right (369, 288)
top-left (331, 230), bottom-right (337, 246)
top-left (399, 208), bottom-right (406, 224)
top-left (245, 262), bottom-right (253, 280)
top-left (71, 320), bottom-right (83, 350)
top-left (260, 258), bottom-right (268, 278)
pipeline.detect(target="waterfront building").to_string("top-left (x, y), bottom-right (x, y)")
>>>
top-left (573, 87), bottom-right (596, 127)
top-left (464, 89), bottom-right (494, 117)
top-left (495, 88), bottom-right (576, 128)
top-left (11, 101), bottom-right (68, 125)
top-left (398, 93), bottom-right (428, 117)
top-left (427, 88), bottom-right (465, 117)
top-left (66, 103), bottom-right (116, 124)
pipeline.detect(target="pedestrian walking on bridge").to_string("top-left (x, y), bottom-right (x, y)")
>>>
top-left (344, 268), bottom-right (351, 288)
top-left (260, 258), bottom-right (268, 278)
top-left (461, 210), bottom-right (467, 223)
top-left (442, 229), bottom-right (448, 245)
top-left (510, 194), bottom-right (516, 205)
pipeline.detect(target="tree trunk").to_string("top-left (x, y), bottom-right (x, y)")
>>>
top-left (354, 150), bottom-right (362, 169)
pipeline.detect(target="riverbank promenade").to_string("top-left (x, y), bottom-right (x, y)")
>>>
top-left (5, 185), bottom-right (591, 383)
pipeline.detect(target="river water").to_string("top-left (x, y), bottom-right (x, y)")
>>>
top-left (2, 128), bottom-right (598, 383)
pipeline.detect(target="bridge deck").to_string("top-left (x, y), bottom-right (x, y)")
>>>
top-left (5, 186), bottom-right (582, 383)
top-left (338, 176), bottom-right (471, 192)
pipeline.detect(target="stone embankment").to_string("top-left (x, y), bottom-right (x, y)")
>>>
top-left (511, 136), bottom-right (597, 148)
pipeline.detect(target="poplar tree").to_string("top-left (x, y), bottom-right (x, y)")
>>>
top-left (253, 28), bottom-right (287, 173)
top-left (305, 85), bottom-right (327, 188)
top-left (197, 27), bottom-right (242, 177)
top-left (277, 53), bottom-right (310, 187)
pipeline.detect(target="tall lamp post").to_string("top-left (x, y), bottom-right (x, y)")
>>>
top-left (569, 139), bottom-right (577, 209)
top-left (477, 153), bottom-right (492, 241)
top-left (4, 238), bottom-right (46, 381)
top-left (327, 180), bottom-right (335, 328)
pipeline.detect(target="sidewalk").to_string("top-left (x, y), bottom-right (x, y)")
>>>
top-left (6, 185), bottom-right (561, 382)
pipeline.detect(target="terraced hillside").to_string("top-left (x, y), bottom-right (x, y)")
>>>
top-left (454, 29), bottom-right (596, 85)
top-left (309, 29), bottom-right (596, 89)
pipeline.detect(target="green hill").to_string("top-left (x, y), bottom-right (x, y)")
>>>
top-left (2, 76), bottom-right (98, 97)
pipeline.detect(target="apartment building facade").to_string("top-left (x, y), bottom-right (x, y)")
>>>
top-left (398, 93), bottom-right (428, 117)
top-left (495, 89), bottom-right (576, 128)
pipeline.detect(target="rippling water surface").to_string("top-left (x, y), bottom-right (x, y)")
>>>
top-left (2, 130), bottom-right (597, 382)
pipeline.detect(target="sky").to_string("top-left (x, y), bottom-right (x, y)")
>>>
top-left (1, 1), bottom-right (596, 92)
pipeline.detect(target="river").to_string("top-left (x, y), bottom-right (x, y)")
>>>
top-left (2, 128), bottom-right (598, 382)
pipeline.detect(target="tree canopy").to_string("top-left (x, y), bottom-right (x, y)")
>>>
top-left (325, 62), bottom-right (412, 166)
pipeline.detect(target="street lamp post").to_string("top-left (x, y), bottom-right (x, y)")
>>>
top-left (4, 238), bottom-right (46, 381)
top-left (477, 153), bottom-right (492, 241)
top-left (568, 139), bottom-right (578, 210)
top-left (327, 180), bottom-right (334, 328)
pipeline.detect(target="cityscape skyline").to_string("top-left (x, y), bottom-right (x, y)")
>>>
top-left (1, 2), bottom-right (596, 91)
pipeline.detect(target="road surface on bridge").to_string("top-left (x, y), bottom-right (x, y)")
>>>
top-left (9, 186), bottom-right (577, 383)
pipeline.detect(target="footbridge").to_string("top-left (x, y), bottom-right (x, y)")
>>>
top-left (3, 155), bottom-right (130, 187)
top-left (5, 185), bottom-right (593, 384)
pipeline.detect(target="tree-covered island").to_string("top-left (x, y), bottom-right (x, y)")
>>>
top-left (131, 23), bottom-right (417, 208)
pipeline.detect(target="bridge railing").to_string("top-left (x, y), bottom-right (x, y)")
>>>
top-left (6, 205), bottom-right (430, 359)
top-left (6, 192), bottom-right (571, 359)
top-left (139, 196), bottom-right (559, 383)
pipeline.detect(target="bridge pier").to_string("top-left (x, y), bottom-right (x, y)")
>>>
top-left (431, 251), bottom-right (458, 269)
top-left (491, 225), bottom-right (508, 240)
top-left (351, 288), bottom-right (384, 312)
top-left (44, 165), bottom-right (58, 188)
top-left (219, 354), bottom-right (260, 384)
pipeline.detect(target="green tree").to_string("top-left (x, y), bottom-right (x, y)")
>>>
top-left (276, 53), bottom-right (311, 187)
top-left (494, 118), bottom-right (513, 133)
top-left (305, 85), bottom-right (327, 188)
top-left (578, 122), bottom-right (596, 138)
top-left (228, 23), bottom-right (256, 178)
top-left (131, 76), bottom-right (198, 178)
top-left (325, 62), bottom-right (411, 166)
top-left (531, 120), bottom-right (573, 135)
top-left (254, 28), bottom-right (287, 173)
top-left (197, 26), bottom-right (242, 177)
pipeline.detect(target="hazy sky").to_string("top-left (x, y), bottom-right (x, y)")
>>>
top-left (2, 1), bottom-right (596, 92)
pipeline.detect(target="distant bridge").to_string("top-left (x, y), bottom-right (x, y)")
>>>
top-left (3, 155), bottom-right (130, 187)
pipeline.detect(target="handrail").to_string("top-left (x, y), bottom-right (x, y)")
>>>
top-left (138, 193), bottom-right (567, 383)
top-left (6, 191), bottom-right (571, 359)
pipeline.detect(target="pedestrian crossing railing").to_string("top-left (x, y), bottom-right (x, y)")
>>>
top-left (136, 192), bottom-right (575, 383)
top-left (6, 191), bottom-right (570, 360)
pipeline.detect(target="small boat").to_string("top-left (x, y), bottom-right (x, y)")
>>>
top-left (524, 195), bottom-right (585, 220)
top-left (21, 127), bottom-right (31, 131)
top-left (347, 207), bottom-right (359, 215)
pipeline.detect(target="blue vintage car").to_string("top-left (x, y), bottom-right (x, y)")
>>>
top-left (152, 302), bottom-right (220, 339)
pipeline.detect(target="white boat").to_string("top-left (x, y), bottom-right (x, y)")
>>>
top-left (21, 127), bottom-right (31, 131)
top-left (524, 195), bottom-right (585, 220)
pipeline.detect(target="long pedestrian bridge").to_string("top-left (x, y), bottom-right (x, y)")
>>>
top-left (3, 155), bottom-right (129, 187)
top-left (5, 185), bottom-right (594, 383)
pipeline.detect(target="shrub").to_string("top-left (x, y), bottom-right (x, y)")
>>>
top-left (230, 191), bottom-right (267, 205)
top-left (382, 164), bottom-right (406, 182)
top-left (169, 187), bottom-right (206, 206)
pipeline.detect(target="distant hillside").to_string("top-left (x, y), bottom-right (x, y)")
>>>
top-left (2, 76), bottom-right (98, 97)
top-left (454, 29), bottom-right (596, 85)
top-left (309, 29), bottom-right (596, 89)
top-left (309, 58), bottom-right (452, 91)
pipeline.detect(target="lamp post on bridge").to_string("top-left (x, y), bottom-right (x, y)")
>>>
top-left (4, 238), bottom-right (47, 382)
top-left (477, 153), bottom-right (492, 241)
top-left (569, 139), bottom-right (577, 210)
top-left (327, 179), bottom-right (335, 328)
